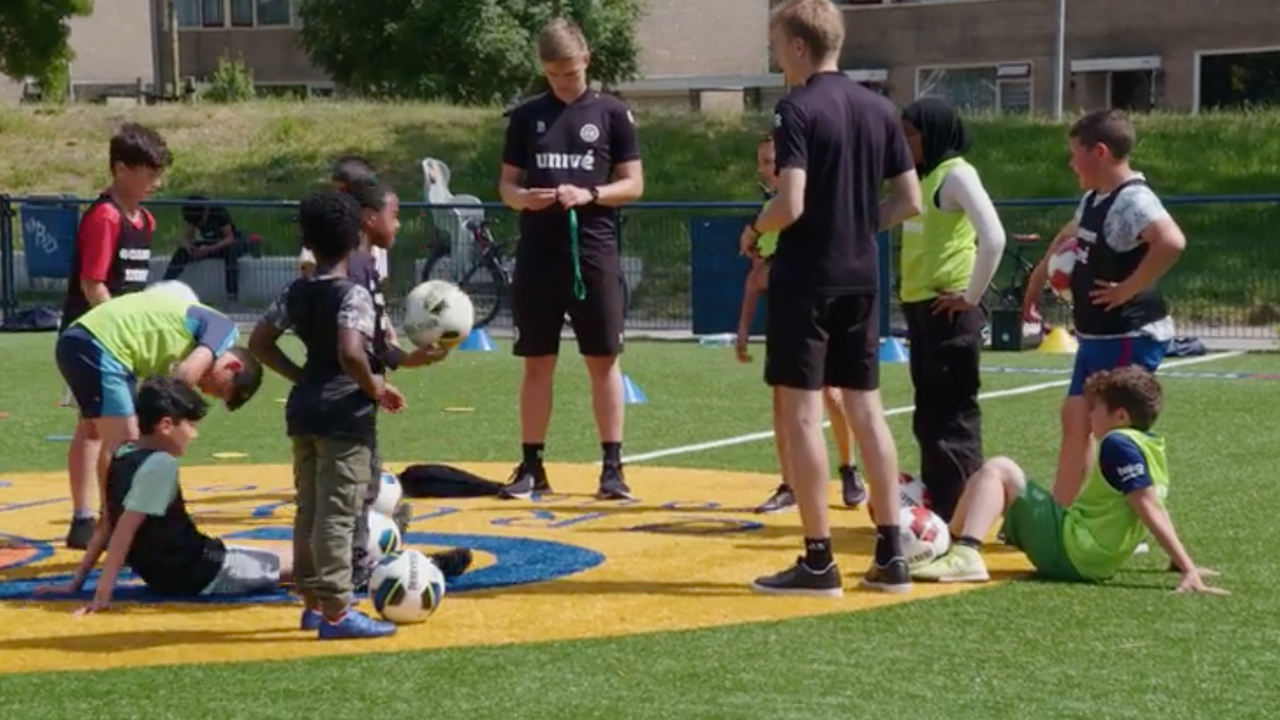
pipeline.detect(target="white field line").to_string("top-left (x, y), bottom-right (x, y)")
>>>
top-left (622, 351), bottom-right (1245, 464)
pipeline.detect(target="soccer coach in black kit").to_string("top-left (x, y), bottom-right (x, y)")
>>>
top-left (742, 0), bottom-right (924, 597)
top-left (497, 18), bottom-right (644, 502)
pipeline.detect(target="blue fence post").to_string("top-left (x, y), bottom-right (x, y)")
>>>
top-left (0, 195), bottom-right (14, 316)
top-left (877, 230), bottom-right (892, 339)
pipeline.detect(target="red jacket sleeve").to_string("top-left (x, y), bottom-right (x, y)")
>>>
top-left (78, 203), bottom-right (122, 283)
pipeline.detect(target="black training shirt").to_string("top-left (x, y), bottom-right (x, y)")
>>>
top-left (502, 91), bottom-right (640, 262)
top-left (769, 71), bottom-right (914, 295)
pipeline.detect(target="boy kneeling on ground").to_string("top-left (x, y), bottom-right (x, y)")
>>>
top-left (913, 366), bottom-right (1226, 594)
top-left (41, 378), bottom-right (292, 612)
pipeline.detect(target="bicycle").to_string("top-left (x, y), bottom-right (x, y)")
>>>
top-left (419, 218), bottom-right (514, 330)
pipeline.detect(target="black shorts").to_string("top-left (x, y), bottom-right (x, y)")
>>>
top-left (764, 292), bottom-right (880, 391)
top-left (512, 256), bottom-right (625, 358)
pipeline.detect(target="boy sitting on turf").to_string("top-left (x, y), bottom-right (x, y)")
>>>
top-left (911, 366), bottom-right (1226, 594)
top-left (39, 378), bottom-right (293, 613)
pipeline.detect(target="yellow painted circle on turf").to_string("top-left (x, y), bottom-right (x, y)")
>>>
top-left (0, 463), bottom-right (1029, 674)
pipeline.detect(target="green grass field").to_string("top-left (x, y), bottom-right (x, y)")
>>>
top-left (0, 332), bottom-right (1275, 718)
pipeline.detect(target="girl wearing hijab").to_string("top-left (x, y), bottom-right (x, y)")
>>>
top-left (898, 97), bottom-right (1006, 522)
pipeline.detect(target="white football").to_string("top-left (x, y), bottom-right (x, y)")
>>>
top-left (403, 280), bottom-right (474, 349)
top-left (371, 471), bottom-right (403, 517)
top-left (1047, 240), bottom-right (1079, 301)
top-left (363, 510), bottom-right (402, 566)
top-left (146, 280), bottom-right (199, 304)
top-left (370, 549), bottom-right (447, 624)
top-left (869, 473), bottom-right (932, 524)
top-left (899, 506), bottom-right (951, 569)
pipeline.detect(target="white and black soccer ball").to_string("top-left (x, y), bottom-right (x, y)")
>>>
top-left (369, 549), bottom-right (447, 624)
top-left (363, 510), bottom-right (402, 565)
top-left (370, 471), bottom-right (402, 517)
top-left (402, 280), bottom-right (474, 349)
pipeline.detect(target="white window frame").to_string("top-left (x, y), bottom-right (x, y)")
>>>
top-left (176, 0), bottom-right (298, 30)
top-left (1192, 45), bottom-right (1280, 115)
top-left (914, 61), bottom-right (1034, 114)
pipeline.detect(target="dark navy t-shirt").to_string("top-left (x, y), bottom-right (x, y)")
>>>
top-left (770, 71), bottom-right (914, 295)
top-left (502, 91), bottom-right (640, 264)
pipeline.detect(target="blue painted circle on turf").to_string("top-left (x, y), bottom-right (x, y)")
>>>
top-left (0, 528), bottom-right (603, 604)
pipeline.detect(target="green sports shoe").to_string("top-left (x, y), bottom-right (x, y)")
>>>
top-left (912, 545), bottom-right (990, 583)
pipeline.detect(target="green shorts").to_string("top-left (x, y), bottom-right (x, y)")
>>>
top-left (1000, 481), bottom-right (1088, 582)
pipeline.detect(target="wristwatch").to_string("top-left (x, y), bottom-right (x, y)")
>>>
top-left (589, 186), bottom-right (601, 203)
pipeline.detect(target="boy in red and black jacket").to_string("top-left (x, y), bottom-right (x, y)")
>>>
top-left (60, 122), bottom-right (172, 550)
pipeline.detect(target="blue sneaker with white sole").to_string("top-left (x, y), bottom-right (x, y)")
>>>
top-left (317, 609), bottom-right (397, 640)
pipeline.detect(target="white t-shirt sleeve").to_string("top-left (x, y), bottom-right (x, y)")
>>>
top-left (938, 163), bottom-right (1007, 305)
top-left (373, 247), bottom-right (389, 279)
top-left (1105, 185), bottom-right (1171, 252)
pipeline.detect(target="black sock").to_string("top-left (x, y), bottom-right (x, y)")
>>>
top-left (874, 525), bottom-right (903, 566)
top-left (957, 535), bottom-right (982, 549)
top-left (804, 537), bottom-right (834, 570)
top-left (522, 443), bottom-right (544, 467)
top-left (602, 442), bottom-right (622, 467)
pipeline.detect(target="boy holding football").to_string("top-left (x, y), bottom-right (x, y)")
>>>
top-left (911, 366), bottom-right (1225, 594)
top-left (1023, 110), bottom-right (1186, 507)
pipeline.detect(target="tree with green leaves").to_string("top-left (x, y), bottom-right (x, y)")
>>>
top-left (0, 0), bottom-right (93, 102)
top-left (296, 0), bottom-right (642, 105)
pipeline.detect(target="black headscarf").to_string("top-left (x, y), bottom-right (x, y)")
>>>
top-left (902, 97), bottom-right (973, 177)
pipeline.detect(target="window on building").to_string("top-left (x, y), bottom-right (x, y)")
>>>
top-left (256, 0), bottom-right (293, 26)
top-left (916, 63), bottom-right (1032, 113)
top-left (1198, 49), bottom-right (1280, 111)
top-left (177, 0), bottom-right (226, 27)
top-left (231, 0), bottom-right (254, 27)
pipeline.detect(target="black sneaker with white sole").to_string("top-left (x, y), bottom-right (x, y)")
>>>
top-left (860, 557), bottom-right (913, 594)
top-left (840, 465), bottom-right (867, 508)
top-left (65, 517), bottom-right (97, 550)
top-left (754, 485), bottom-right (796, 514)
top-left (751, 557), bottom-right (843, 597)
top-left (596, 464), bottom-right (633, 500)
top-left (498, 463), bottom-right (552, 500)
top-left (428, 547), bottom-right (474, 579)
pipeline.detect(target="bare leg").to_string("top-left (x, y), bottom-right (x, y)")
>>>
top-left (840, 389), bottom-right (900, 528)
top-left (583, 355), bottom-right (623, 445)
top-left (92, 415), bottom-right (139, 510)
top-left (520, 356), bottom-right (558, 444)
top-left (777, 387), bottom-right (830, 538)
top-left (1053, 396), bottom-right (1092, 506)
top-left (68, 418), bottom-right (101, 515)
top-left (955, 457), bottom-right (1026, 541)
top-left (773, 387), bottom-right (791, 485)
top-left (822, 386), bottom-right (855, 468)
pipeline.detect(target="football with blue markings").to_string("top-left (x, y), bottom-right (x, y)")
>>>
top-left (370, 549), bottom-right (447, 624)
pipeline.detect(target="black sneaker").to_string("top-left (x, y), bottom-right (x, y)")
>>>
top-left (751, 557), bottom-right (843, 597)
top-left (392, 503), bottom-right (413, 536)
top-left (840, 465), bottom-right (867, 508)
top-left (429, 547), bottom-right (474, 579)
top-left (65, 517), bottom-right (96, 550)
top-left (754, 485), bottom-right (796, 514)
top-left (860, 557), bottom-right (913, 594)
top-left (498, 463), bottom-right (551, 500)
top-left (596, 464), bottom-right (633, 500)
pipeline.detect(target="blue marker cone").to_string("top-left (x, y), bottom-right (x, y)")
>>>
top-left (458, 327), bottom-right (495, 352)
top-left (622, 374), bottom-right (647, 405)
top-left (878, 337), bottom-right (909, 363)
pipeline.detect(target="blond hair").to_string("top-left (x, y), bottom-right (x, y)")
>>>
top-left (770, 0), bottom-right (845, 62)
top-left (537, 18), bottom-right (590, 62)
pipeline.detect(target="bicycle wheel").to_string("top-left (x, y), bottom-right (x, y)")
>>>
top-left (459, 254), bottom-right (509, 329)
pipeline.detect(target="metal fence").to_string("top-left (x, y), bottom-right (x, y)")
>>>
top-left (2, 194), bottom-right (1279, 341)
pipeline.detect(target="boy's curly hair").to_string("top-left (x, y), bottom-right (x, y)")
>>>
top-left (110, 122), bottom-right (172, 171)
top-left (298, 189), bottom-right (362, 264)
top-left (1083, 366), bottom-right (1163, 431)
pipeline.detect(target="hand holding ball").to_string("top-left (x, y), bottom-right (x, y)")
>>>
top-left (1046, 240), bottom-right (1079, 301)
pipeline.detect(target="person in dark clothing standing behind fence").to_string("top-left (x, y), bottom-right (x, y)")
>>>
top-left (896, 98), bottom-right (1007, 522)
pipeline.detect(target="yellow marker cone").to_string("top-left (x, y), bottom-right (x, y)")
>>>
top-left (1037, 326), bottom-right (1078, 354)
